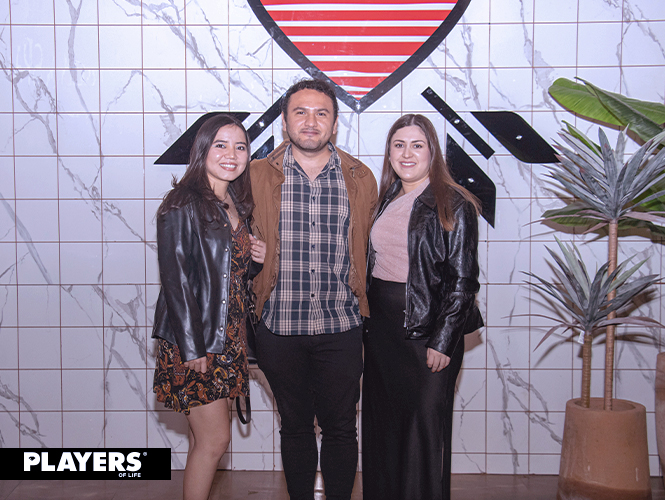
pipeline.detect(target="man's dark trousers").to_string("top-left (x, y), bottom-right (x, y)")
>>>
top-left (255, 321), bottom-right (363, 500)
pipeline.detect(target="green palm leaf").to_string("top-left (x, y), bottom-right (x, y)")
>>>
top-left (582, 79), bottom-right (665, 141)
top-left (549, 78), bottom-right (665, 142)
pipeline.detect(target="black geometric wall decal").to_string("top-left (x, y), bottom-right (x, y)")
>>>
top-left (252, 137), bottom-right (275, 161)
top-left (471, 111), bottom-right (558, 164)
top-left (154, 112), bottom-right (250, 165)
top-left (446, 135), bottom-right (496, 227)
top-left (247, 96), bottom-right (284, 143)
top-left (421, 87), bottom-right (494, 159)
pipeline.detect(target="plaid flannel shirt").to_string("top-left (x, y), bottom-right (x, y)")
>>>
top-left (262, 143), bottom-right (362, 336)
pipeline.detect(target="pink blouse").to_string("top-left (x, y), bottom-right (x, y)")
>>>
top-left (370, 179), bottom-right (430, 283)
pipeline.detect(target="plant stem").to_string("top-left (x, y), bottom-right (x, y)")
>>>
top-left (582, 331), bottom-right (592, 408)
top-left (604, 220), bottom-right (619, 411)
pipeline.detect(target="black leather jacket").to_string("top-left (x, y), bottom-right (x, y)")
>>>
top-left (367, 180), bottom-right (484, 357)
top-left (151, 201), bottom-right (247, 362)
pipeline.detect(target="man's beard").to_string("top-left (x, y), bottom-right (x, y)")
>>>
top-left (286, 127), bottom-right (331, 153)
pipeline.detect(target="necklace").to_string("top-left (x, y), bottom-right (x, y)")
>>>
top-left (221, 193), bottom-right (239, 229)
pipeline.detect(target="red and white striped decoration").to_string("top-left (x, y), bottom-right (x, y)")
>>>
top-left (262, 0), bottom-right (457, 97)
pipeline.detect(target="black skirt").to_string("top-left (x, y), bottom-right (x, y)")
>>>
top-left (362, 278), bottom-right (464, 500)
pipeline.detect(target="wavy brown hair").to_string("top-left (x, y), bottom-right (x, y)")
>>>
top-left (375, 114), bottom-right (480, 231)
top-left (157, 114), bottom-right (253, 224)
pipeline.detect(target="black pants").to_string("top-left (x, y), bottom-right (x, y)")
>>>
top-left (255, 321), bottom-right (363, 500)
top-left (362, 278), bottom-right (464, 500)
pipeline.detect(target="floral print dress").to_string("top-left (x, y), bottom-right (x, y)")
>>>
top-left (153, 222), bottom-right (251, 415)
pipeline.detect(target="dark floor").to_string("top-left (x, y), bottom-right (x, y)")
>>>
top-left (1, 472), bottom-right (664, 499)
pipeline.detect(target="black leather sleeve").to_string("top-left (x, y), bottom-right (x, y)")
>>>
top-left (425, 200), bottom-right (481, 357)
top-left (156, 207), bottom-right (206, 361)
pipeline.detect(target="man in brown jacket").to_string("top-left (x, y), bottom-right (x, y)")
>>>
top-left (250, 79), bottom-right (377, 500)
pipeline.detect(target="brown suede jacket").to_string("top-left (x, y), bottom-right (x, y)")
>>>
top-left (250, 140), bottom-right (378, 318)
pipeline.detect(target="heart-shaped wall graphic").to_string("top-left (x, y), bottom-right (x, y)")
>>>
top-left (248, 0), bottom-right (471, 113)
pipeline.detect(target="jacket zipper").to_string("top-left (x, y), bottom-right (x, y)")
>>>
top-left (367, 183), bottom-right (413, 331)
top-left (404, 199), bottom-right (417, 331)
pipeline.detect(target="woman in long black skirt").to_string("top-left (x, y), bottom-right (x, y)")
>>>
top-left (362, 114), bottom-right (483, 500)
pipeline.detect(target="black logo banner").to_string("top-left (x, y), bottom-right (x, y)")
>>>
top-left (1, 448), bottom-right (171, 480)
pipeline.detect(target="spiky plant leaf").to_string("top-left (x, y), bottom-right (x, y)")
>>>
top-left (623, 210), bottom-right (665, 226)
top-left (599, 129), bottom-right (620, 192)
top-left (546, 126), bottom-right (665, 230)
top-left (524, 240), bottom-right (660, 342)
top-left (599, 317), bottom-right (663, 328)
top-left (547, 241), bottom-right (585, 288)
top-left (540, 208), bottom-right (665, 236)
top-left (609, 258), bottom-right (648, 291)
top-left (563, 121), bottom-right (602, 154)
top-left (603, 273), bottom-right (659, 313)
top-left (533, 323), bottom-right (576, 350)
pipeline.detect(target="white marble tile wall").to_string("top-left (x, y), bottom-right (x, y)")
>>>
top-left (0, 0), bottom-right (664, 475)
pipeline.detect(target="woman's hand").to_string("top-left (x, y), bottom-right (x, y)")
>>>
top-left (250, 234), bottom-right (267, 264)
top-left (184, 356), bottom-right (207, 374)
top-left (426, 348), bottom-right (450, 373)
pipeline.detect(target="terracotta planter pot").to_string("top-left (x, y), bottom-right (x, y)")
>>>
top-left (557, 397), bottom-right (651, 500)
top-left (656, 352), bottom-right (665, 485)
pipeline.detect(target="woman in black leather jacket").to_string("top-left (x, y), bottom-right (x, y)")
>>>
top-left (362, 114), bottom-right (483, 500)
top-left (151, 114), bottom-right (265, 500)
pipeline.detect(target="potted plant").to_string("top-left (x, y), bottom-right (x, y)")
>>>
top-left (548, 78), bottom-right (665, 482)
top-left (526, 238), bottom-right (660, 499)
top-left (543, 125), bottom-right (665, 409)
top-left (532, 125), bottom-right (665, 499)
top-left (528, 239), bottom-right (660, 408)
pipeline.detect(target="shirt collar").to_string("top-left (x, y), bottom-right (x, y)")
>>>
top-left (284, 142), bottom-right (340, 177)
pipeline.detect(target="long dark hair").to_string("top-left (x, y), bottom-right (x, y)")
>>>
top-left (157, 114), bottom-right (253, 224)
top-left (375, 114), bottom-right (480, 231)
